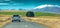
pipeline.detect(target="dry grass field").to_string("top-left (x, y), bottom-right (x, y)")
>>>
top-left (0, 15), bottom-right (60, 28)
top-left (0, 10), bottom-right (60, 28)
top-left (0, 15), bottom-right (11, 28)
top-left (23, 16), bottom-right (60, 28)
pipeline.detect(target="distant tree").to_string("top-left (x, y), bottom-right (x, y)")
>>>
top-left (0, 9), bottom-right (2, 10)
top-left (11, 9), bottom-right (15, 10)
top-left (19, 9), bottom-right (22, 10)
top-left (26, 11), bottom-right (34, 17)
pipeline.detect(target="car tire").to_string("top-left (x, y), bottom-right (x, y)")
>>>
top-left (19, 20), bottom-right (21, 22)
top-left (12, 20), bottom-right (14, 22)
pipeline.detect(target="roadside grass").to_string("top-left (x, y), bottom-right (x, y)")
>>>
top-left (34, 12), bottom-right (60, 16)
top-left (0, 12), bottom-right (60, 17)
top-left (0, 12), bottom-right (26, 16)
top-left (0, 11), bottom-right (60, 28)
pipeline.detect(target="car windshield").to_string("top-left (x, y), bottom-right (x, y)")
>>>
top-left (13, 15), bottom-right (19, 17)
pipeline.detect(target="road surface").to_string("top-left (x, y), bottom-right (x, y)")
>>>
top-left (2, 21), bottom-right (49, 28)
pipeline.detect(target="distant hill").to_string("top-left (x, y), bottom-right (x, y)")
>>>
top-left (32, 5), bottom-right (60, 14)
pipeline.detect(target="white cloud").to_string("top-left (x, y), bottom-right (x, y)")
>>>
top-left (4, 0), bottom-right (11, 1)
top-left (34, 4), bottom-right (60, 9)
top-left (0, 3), bottom-right (9, 5)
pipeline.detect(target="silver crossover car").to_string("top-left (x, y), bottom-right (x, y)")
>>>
top-left (12, 15), bottom-right (21, 22)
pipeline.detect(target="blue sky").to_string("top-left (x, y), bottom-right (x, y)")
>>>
top-left (0, 0), bottom-right (60, 9)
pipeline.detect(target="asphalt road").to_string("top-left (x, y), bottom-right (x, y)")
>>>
top-left (2, 21), bottom-right (49, 28)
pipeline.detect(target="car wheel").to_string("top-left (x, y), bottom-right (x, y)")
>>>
top-left (12, 20), bottom-right (14, 22)
top-left (19, 20), bottom-right (21, 22)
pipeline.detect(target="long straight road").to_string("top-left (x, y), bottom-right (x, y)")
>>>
top-left (2, 21), bottom-right (49, 28)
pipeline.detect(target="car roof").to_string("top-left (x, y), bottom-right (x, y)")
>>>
top-left (13, 14), bottom-right (19, 15)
